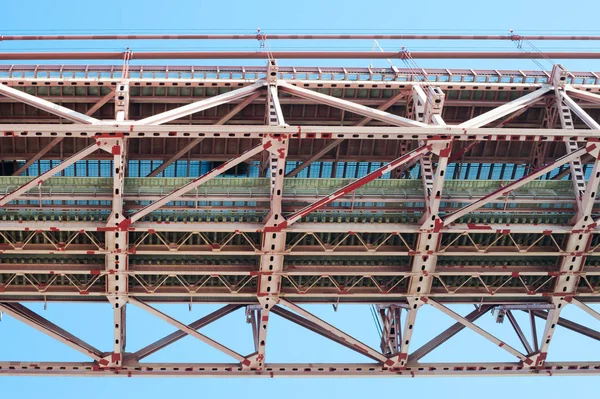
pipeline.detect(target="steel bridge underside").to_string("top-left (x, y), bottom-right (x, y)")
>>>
top-left (0, 63), bottom-right (599, 377)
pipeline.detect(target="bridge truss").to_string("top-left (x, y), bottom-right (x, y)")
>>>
top-left (0, 50), bottom-right (599, 377)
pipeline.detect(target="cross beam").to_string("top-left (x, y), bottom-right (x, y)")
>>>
top-left (278, 299), bottom-right (388, 365)
top-left (283, 143), bottom-right (433, 227)
top-left (278, 81), bottom-right (428, 128)
top-left (134, 81), bottom-right (265, 125)
top-left (0, 141), bottom-right (103, 207)
top-left (458, 87), bottom-right (551, 128)
top-left (528, 309), bottom-right (600, 341)
top-left (0, 302), bottom-right (105, 363)
top-left (147, 91), bottom-right (262, 177)
top-left (285, 91), bottom-right (408, 178)
top-left (408, 305), bottom-right (493, 362)
top-left (128, 304), bottom-right (243, 361)
top-left (0, 83), bottom-right (103, 124)
top-left (128, 298), bottom-right (248, 364)
top-left (128, 141), bottom-right (269, 224)
top-left (271, 306), bottom-right (383, 362)
top-left (442, 144), bottom-right (594, 226)
top-left (424, 299), bottom-right (531, 364)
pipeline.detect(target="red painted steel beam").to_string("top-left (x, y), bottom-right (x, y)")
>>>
top-left (128, 304), bottom-right (243, 361)
top-left (128, 298), bottom-right (248, 363)
top-left (278, 299), bottom-right (388, 364)
top-left (3, 34), bottom-right (600, 41)
top-left (0, 141), bottom-right (101, 207)
top-left (0, 303), bottom-right (105, 363)
top-left (271, 306), bottom-right (383, 362)
top-left (0, 361), bottom-right (599, 377)
top-left (128, 141), bottom-right (269, 224)
top-left (528, 309), bottom-right (600, 341)
top-left (2, 51), bottom-right (600, 60)
top-left (424, 298), bottom-right (531, 364)
top-left (408, 305), bottom-right (494, 361)
top-left (283, 143), bottom-right (432, 227)
top-left (442, 144), bottom-right (595, 226)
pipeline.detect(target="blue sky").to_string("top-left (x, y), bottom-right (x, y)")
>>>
top-left (0, 0), bottom-right (600, 397)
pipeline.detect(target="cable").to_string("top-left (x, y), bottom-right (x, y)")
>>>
top-left (7, 28), bottom-right (600, 34)
top-left (510, 30), bottom-right (555, 70)
top-left (370, 305), bottom-right (383, 337)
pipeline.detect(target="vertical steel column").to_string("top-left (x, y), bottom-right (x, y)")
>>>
top-left (99, 80), bottom-right (131, 367)
top-left (114, 83), bottom-right (130, 122)
top-left (387, 84), bottom-right (451, 369)
top-left (378, 305), bottom-right (403, 356)
top-left (416, 86), bottom-right (446, 197)
top-left (249, 60), bottom-right (288, 371)
top-left (245, 305), bottom-right (262, 353)
top-left (553, 65), bottom-right (586, 210)
top-left (388, 141), bottom-right (451, 368)
top-left (101, 136), bottom-right (128, 367)
top-left (413, 85), bottom-right (434, 198)
top-left (527, 65), bottom-right (600, 368)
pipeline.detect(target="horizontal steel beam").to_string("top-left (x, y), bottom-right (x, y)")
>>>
top-left (0, 361), bottom-right (597, 377)
top-left (2, 265), bottom-right (595, 277)
top-left (4, 34), bottom-right (600, 41)
top-left (0, 287), bottom-right (595, 301)
top-left (0, 220), bottom-right (579, 234)
top-left (3, 124), bottom-right (600, 141)
top-left (2, 51), bottom-right (600, 60)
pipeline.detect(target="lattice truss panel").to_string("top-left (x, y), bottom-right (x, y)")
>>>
top-left (0, 62), bottom-right (599, 377)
